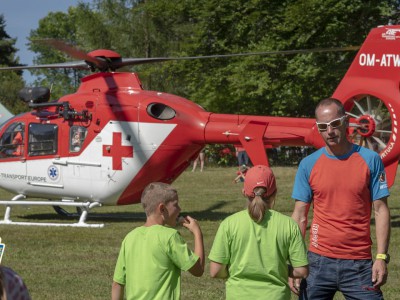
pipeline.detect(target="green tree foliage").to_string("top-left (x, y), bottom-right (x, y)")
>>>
top-left (26, 0), bottom-right (398, 117)
top-left (28, 9), bottom-right (84, 99)
top-left (182, 0), bottom-right (397, 117)
top-left (271, 0), bottom-right (398, 117)
top-left (78, 0), bottom-right (200, 90)
top-left (0, 15), bottom-right (26, 114)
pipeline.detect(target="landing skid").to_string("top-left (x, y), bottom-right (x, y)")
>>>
top-left (0, 195), bottom-right (104, 228)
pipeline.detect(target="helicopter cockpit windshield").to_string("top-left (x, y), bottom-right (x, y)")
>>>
top-left (0, 122), bottom-right (25, 158)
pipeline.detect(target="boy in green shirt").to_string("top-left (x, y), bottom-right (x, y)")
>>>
top-left (112, 182), bottom-right (204, 300)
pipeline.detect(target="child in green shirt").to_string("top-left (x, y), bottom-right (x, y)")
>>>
top-left (209, 165), bottom-right (308, 299)
top-left (112, 182), bottom-right (204, 300)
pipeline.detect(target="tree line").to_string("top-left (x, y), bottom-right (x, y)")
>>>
top-left (0, 0), bottom-right (398, 116)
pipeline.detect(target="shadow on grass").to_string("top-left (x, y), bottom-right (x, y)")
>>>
top-left (17, 201), bottom-right (400, 227)
top-left (181, 201), bottom-right (234, 221)
top-left (20, 211), bottom-right (147, 223)
top-left (18, 201), bottom-right (233, 223)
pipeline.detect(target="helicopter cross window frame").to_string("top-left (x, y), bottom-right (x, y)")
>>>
top-left (28, 123), bottom-right (58, 156)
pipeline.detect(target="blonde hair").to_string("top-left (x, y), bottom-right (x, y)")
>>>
top-left (247, 187), bottom-right (276, 223)
top-left (141, 182), bottom-right (178, 216)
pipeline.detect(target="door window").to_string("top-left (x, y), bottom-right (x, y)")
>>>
top-left (28, 123), bottom-right (58, 156)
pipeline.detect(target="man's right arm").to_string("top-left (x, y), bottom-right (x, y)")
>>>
top-left (291, 200), bottom-right (311, 237)
top-left (289, 200), bottom-right (310, 295)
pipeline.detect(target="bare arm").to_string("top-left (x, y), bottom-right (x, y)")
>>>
top-left (289, 200), bottom-right (311, 295)
top-left (210, 261), bottom-right (229, 278)
top-left (291, 200), bottom-right (311, 237)
top-left (183, 216), bottom-right (205, 277)
top-left (372, 198), bottom-right (390, 288)
top-left (111, 281), bottom-right (124, 300)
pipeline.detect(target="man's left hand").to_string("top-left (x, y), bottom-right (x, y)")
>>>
top-left (372, 259), bottom-right (388, 288)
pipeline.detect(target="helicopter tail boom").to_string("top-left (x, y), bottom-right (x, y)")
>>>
top-left (203, 113), bottom-right (322, 167)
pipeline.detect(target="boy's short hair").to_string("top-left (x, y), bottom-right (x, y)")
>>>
top-left (141, 182), bottom-right (178, 215)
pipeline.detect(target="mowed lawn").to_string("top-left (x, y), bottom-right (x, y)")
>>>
top-left (0, 166), bottom-right (399, 299)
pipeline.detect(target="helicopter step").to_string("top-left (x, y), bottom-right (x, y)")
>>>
top-left (0, 195), bottom-right (103, 228)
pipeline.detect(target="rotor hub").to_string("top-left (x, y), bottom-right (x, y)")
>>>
top-left (355, 115), bottom-right (376, 137)
top-left (87, 49), bottom-right (121, 59)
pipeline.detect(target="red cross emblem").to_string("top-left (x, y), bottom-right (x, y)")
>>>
top-left (102, 132), bottom-right (134, 170)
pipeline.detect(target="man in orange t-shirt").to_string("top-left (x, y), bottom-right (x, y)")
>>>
top-left (291, 98), bottom-right (390, 299)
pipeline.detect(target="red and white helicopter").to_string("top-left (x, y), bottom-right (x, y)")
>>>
top-left (0, 25), bottom-right (398, 227)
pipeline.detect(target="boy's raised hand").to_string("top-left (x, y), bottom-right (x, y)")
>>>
top-left (180, 215), bottom-right (204, 276)
top-left (180, 216), bottom-right (202, 234)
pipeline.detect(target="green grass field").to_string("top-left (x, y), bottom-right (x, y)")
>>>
top-left (0, 166), bottom-right (399, 299)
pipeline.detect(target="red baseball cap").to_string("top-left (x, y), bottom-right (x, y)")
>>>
top-left (243, 165), bottom-right (277, 197)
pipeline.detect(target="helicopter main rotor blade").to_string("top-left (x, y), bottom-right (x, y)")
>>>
top-left (36, 39), bottom-right (108, 69)
top-left (0, 44), bottom-right (360, 71)
top-left (0, 61), bottom-right (90, 71)
top-left (115, 46), bottom-right (361, 68)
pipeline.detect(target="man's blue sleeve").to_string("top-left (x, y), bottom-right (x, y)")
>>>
top-left (291, 159), bottom-right (313, 202)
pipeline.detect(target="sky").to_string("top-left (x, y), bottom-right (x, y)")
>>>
top-left (1, 0), bottom-right (92, 84)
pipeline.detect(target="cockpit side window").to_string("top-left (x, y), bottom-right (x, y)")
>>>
top-left (0, 122), bottom-right (25, 158)
top-left (70, 126), bottom-right (87, 152)
top-left (28, 123), bottom-right (58, 156)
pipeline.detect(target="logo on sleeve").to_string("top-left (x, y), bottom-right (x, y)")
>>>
top-left (379, 172), bottom-right (388, 189)
top-left (379, 172), bottom-right (386, 183)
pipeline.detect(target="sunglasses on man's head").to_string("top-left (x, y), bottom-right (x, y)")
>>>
top-left (316, 115), bottom-right (346, 132)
